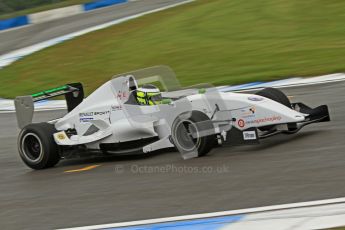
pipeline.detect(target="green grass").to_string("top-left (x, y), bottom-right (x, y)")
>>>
top-left (1, 0), bottom-right (345, 98)
top-left (0, 0), bottom-right (91, 20)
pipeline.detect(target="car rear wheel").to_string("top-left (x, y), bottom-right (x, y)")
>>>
top-left (18, 123), bottom-right (60, 170)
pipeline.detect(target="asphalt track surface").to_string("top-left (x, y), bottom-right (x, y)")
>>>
top-left (1, 82), bottom-right (345, 229)
top-left (0, 0), bottom-right (187, 55)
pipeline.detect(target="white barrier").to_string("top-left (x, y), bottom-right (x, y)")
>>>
top-left (28, 5), bottom-right (84, 24)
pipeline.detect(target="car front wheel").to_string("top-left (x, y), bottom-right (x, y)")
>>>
top-left (172, 111), bottom-right (215, 157)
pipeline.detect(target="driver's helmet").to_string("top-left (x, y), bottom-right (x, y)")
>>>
top-left (136, 84), bottom-right (162, 105)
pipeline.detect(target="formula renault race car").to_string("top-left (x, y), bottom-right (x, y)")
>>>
top-left (15, 66), bottom-right (330, 169)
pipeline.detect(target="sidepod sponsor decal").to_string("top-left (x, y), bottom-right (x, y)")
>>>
top-left (79, 111), bottom-right (110, 123)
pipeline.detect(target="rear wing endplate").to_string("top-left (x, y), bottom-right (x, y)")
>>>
top-left (14, 83), bottom-right (84, 129)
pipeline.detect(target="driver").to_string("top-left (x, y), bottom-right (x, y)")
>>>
top-left (135, 84), bottom-right (162, 105)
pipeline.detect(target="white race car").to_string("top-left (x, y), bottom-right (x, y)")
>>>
top-left (15, 66), bottom-right (330, 169)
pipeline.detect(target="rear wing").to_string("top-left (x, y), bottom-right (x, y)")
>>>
top-left (14, 83), bottom-right (84, 129)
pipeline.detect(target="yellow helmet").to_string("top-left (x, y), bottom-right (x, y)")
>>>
top-left (136, 84), bottom-right (162, 105)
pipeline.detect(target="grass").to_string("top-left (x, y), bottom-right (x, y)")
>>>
top-left (0, 0), bottom-right (91, 20)
top-left (0, 0), bottom-right (345, 98)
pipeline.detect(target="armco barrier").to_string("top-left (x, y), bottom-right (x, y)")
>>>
top-left (83, 0), bottom-right (127, 11)
top-left (0, 15), bottom-right (29, 31)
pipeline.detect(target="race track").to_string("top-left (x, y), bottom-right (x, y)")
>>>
top-left (0, 0), bottom-right (187, 55)
top-left (0, 82), bottom-right (344, 230)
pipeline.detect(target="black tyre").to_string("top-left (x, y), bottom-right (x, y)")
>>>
top-left (256, 87), bottom-right (291, 108)
top-left (256, 87), bottom-right (291, 131)
top-left (18, 123), bottom-right (60, 170)
top-left (172, 111), bottom-right (215, 157)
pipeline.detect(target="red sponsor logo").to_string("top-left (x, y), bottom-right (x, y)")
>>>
top-left (238, 119), bottom-right (245, 128)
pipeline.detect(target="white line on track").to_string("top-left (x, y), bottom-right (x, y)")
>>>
top-left (59, 197), bottom-right (345, 230)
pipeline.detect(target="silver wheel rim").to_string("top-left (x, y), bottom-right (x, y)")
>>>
top-left (21, 133), bottom-right (43, 163)
top-left (173, 120), bottom-right (201, 152)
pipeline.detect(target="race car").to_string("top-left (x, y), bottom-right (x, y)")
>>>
top-left (15, 66), bottom-right (330, 170)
